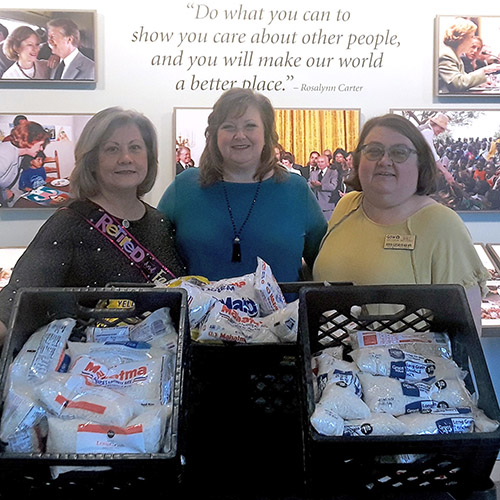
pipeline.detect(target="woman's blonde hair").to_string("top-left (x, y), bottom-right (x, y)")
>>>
top-left (70, 107), bottom-right (158, 200)
top-left (443, 18), bottom-right (477, 49)
top-left (198, 87), bottom-right (286, 187)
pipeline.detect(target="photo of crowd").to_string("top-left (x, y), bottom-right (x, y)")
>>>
top-left (393, 109), bottom-right (500, 211)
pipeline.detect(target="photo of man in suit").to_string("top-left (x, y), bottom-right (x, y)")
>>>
top-left (308, 154), bottom-right (339, 220)
top-left (47, 18), bottom-right (94, 81)
top-left (176, 146), bottom-right (194, 175)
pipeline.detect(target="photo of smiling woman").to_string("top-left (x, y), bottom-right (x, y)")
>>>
top-left (1, 26), bottom-right (49, 79)
top-left (158, 87), bottom-right (327, 282)
top-left (0, 107), bottom-right (186, 343)
top-left (312, 113), bottom-right (489, 335)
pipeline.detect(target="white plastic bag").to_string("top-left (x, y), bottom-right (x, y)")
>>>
top-left (398, 407), bottom-right (475, 435)
top-left (359, 372), bottom-right (435, 416)
top-left (35, 373), bottom-right (141, 427)
top-left (46, 405), bottom-right (168, 454)
top-left (351, 346), bottom-right (437, 381)
top-left (254, 257), bottom-right (286, 316)
top-left (310, 405), bottom-right (345, 436)
top-left (69, 355), bottom-right (164, 405)
top-left (349, 330), bottom-right (452, 359)
top-left (343, 413), bottom-right (407, 436)
top-left (196, 301), bottom-right (278, 343)
top-left (261, 300), bottom-right (299, 342)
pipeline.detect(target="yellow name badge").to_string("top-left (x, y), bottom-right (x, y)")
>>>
top-left (384, 234), bottom-right (416, 250)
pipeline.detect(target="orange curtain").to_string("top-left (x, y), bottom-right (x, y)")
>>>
top-left (275, 109), bottom-right (360, 166)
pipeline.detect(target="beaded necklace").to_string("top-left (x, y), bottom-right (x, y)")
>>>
top-left (16, 62), bottom-right (36, 79)
top-left (221, 180), bottom-right (262, 263)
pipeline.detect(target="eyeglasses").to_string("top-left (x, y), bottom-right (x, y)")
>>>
top-left (360, 143), bottom-right (417, 163)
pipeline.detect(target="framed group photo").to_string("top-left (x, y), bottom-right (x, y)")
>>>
top-left (0, 9), bottom-right (96, 86)
top-left (173, 107), bottom-right (360, 176)
top-left (392, 108), bottom-right (500, 212)
top-left (434, 15), bottom-right (500, 97)
top-left (0, 113), bottom-right (93, 209)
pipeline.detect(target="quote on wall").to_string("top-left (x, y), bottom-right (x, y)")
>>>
top-left (130, 3), bottom-right (402, 93)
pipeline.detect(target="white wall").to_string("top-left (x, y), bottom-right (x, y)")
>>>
top-left (1, 0), bottom-right (499, 246)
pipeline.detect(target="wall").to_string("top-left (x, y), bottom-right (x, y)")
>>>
top-left (1, 0), bottom-right (499, 246)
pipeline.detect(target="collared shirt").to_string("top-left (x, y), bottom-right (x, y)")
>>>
top-left (60, 48), bottom-right (79, 78)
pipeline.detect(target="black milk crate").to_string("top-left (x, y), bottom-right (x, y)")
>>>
top-left (0, 287), bottom-right (188, 496)
top-left (179, 281), bottom-right (333, 497)
top-left (298, 284), bottom-right (500, 499)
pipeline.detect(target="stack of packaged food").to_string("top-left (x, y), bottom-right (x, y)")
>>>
top-left (167, 257), bottom-right (299, 344)
top-left (0, 304), bottom-right (178, 466)
top-left (310, 330), bottom-right (500, 437)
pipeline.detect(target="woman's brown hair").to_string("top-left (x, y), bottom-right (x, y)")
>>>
top-left (198, 87), bottom-right (286, 186)
top-left (348, 113), bottom-right (438, 195)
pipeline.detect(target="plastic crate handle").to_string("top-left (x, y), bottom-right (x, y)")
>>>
top-left (350, 303), bottom-right (407, 322)
top-left (75, 300), bottom-right (137, 319)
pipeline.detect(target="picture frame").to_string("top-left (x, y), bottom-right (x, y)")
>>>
top-left (173, 107), bottom-right (360, 176)
top-left (434, 15), bottom-right (500, 97)
top-left (475, 243), bottom-right (500, 281)
top-left (474, 243), bottom-right (500, 329)
top-left (0, 113), bottom-right (93, 209)
top-left (486, 243), bottom-right (500, 271)
top-left (0, 247), bottom-right (26, 290)
top-left (391, 108), bottom-right (500, 212)
top-left (482, 281), bottom-right (500, 328)
top-left (0, 9), bottom-right (96, 87)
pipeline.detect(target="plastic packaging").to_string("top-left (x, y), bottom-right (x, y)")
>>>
top-left (254, 257), bottom-right (287, 316)
top-left (129, 307), bottom-right (177, 351)
top-left (8, 318), bottom-right (75, 386)
top-left (398, 407), bottom-right (475, 435)
top-left (0, 382), bottom-right (46, 452)
top-left (349, 330), bottom-right (453, 359)
top-left (69, 354), bottom-right (164, 406)
top-left (67, 340), bottom-right (159, 367)
top-left (350, 346), bottom-right (437, 381)
top-left (195, 301), bottom-right (278, 344)
top-left (343, 413), bottom-right (407, 436)
top-left (359, 372), bottom-right (435, 416)
top-left (34, 373), bottom-right (141, 427)
top-left (261, 300), bottom-right (299, 342)
top-left (315, 382), bottom-right (371, 421)
top-left (46, 405), bottom-right (168, 454)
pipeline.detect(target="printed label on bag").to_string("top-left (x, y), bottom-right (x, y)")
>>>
top-left (76, 423), bottom-right (145, 453)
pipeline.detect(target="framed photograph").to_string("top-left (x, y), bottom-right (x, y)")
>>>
top-left (173, 107), bottom-right (360, 176)
top-left (486, 243), bottom-right (500, 271)
top-left (473, 244), bottom-right (500, 329)
top-left (0, 113), bottom-right (93, 209)
top-left (482, 281), bottom-right (500, 328)
top-left (475, 243), bottom-right (500, 281)
top-left (0, 9), bottom-right (96, 86)
top-left (0, 247), bottom-right (25, 290)
top-left (434, 15), bottom-right (500, 97)
top-left (391, 108), bottom-right (500, 212)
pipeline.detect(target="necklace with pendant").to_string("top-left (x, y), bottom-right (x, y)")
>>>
top-left (221, 180), bottom-right (262, 263)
